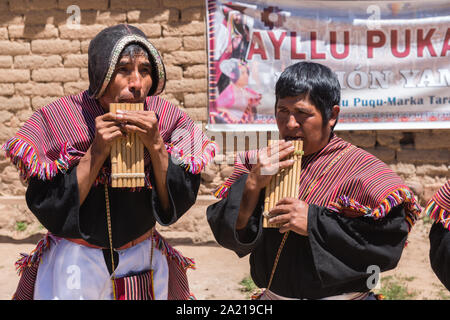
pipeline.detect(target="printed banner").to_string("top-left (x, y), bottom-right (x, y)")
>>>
top-left (206, 0), bottom-right (450, 131)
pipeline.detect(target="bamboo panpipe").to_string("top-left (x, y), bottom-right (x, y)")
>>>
top-left (263, 139), bottom-right (303, 228)
top-left (110, 103), bottom-right (146, 188)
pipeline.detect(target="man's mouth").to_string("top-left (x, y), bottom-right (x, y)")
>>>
top-left (284, 136), bottom-right (303, 141)
top-left (118, 97), bottom-right (144, 103)
top-left (118, 100), bottom-right (143, 104)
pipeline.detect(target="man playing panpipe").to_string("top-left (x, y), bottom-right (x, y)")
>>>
top-left (425, 180), bottom-right (450, 291)
top-left (207, 62), bottom-right (421, 300)
top-left (2, 24), bottom-right (217, 300)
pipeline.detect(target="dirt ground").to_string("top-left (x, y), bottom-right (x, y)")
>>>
top-left (0, 202), bottom-right (448, 300)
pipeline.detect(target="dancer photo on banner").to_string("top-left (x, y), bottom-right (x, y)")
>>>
top-left (206, 0), bottom-right (450, 131)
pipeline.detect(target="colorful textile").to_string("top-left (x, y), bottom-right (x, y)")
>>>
top-left (114, 270), bottom-right (155, 300)
top-left (12, 230), bottom-right (195, 300)
top-left (215, 134), bottom-right (421, 230)
top-left (424, 180), bottom-right (450, 230)
top-left (12, 264), bottom-right (38, 300)
top-left (14, 232), bottom-right (57, 276)
top-left (2, 91), bottom-right (217, 187)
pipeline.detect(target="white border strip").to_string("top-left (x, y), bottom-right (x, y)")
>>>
top-left (334, 121), bottom-right (450, 131)
top-left (206, 124), bottom-right (278, 132)
top-left (206, 122), bottom-right (450, 132)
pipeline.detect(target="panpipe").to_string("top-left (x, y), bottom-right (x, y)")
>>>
top-left (263, 139), bottom-right (303, 228)
top-left (110, 103), bottom-right (145, 188)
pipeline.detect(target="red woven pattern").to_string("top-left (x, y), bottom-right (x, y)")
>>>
top-left (216, 134), bottom-right (421, 229)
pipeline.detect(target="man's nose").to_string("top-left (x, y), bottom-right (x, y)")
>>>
top-left (286, 114), bottom-right (299, 129)
top-left (128, 69), bottom-right (143, 92)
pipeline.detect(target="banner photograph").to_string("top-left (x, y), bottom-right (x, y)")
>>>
top-left (206, 0), bottom-right (450, 131)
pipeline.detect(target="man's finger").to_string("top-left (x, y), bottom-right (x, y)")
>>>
top-left (101, 112), bottom-right (123, 121)
top-left (278, 223), bottom-right (291, 233)
top-left (277, 159), bottom-right (295, 170)
top-left (268, 145), bottom-right (294, 164)
top-left (105, 130), bottom-right (124, 142)
top-left (267, 140), bottom-right (292, 157)
top-left (122, 124), bottom-right (147, 134)
top-left (268, 205), bottom-right (291, 216)
top-left (276, 197), bottom-right (297, 206)
top-left (117, 113), bottom-right (158, 130)
top-left (268, 212), bottom-right (290, 225)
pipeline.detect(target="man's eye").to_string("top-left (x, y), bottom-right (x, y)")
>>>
top-left (295, 110), bottom-right (309, 117)
top-left (117, 66), bottom-right (128, 73)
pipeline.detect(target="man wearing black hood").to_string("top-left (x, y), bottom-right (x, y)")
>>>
top-left (3, 24), bottom-right (217, 300)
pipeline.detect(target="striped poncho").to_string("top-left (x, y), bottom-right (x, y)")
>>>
top-left (2, 90), bottom-right (217, 187)
top-left (215, 134), bottom-right (421, 231)
top-left (424, 180), bottom-right (450, 230)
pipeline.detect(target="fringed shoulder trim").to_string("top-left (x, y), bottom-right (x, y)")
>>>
top-left (213, 150), bottom-right (256, 199)
top-left (424, 199), bottom-right (450, 230)
top-left (167, 140), bottom-right (218, 175)
top-left (329, 187), bottom-right (422, 231)
top-left (2, 137), bottom-right (81, 182)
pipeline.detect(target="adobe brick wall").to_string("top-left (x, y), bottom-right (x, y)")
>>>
top-left (0, 0), bottom-right (448, 211)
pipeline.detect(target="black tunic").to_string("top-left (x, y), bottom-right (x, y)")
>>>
top-left (26, 159), bottom-right (200, 249)
top-left (429, 222), bottom-right (450, 291)
top-left (207, 174), bottom-right (409, 299)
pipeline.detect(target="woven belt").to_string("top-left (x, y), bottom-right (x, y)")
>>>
top-left (65, 228), bottom-right (154, 251)
top-left (262, 289), bottom-right (370, 300)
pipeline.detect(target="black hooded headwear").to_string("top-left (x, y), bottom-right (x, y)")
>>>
top-left (87, 24), bottom-right (166, 99)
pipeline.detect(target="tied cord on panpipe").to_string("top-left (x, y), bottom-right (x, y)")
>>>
top-left (110, 103), bottom-right (145, 188)
top-left (263, 140), bottom-right (304, 228)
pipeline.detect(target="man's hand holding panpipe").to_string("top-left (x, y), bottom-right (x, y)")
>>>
top-left (268, 197), bottom-right (309, 236)
top-left (236, 140), bottom-right (295, 230)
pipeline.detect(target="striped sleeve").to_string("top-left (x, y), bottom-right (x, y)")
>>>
top-left (214, 150), bottom-right (257, 198)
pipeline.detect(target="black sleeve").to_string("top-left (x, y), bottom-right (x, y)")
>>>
top-left (25, 167), bottom-right (81, 238)
top-left (206, 174), bottom-right (265, 257)
top-left (25, 158), bottom-right (201, 239)
top-left (150, 158), bottom-right (201, 226)
top-left (429, 222), bottom-right (450, 290)
top-left (308, 203), bottom-right (409, 287)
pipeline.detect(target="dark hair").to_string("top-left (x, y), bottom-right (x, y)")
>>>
top-left (217, 60), bottom-right (248, 94)
top-left (275, 62), bottom-right (340, 126)
top-left (120, 43), bottom-right (149, 60)
top-left (217, 64), bottom-right (240, 94)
